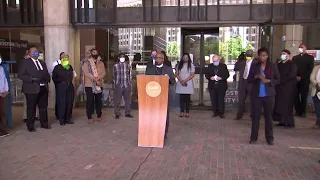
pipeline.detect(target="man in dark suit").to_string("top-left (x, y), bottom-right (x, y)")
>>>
top-left (145, 52), bottom-right (175, 140)
top-left (234, 50), bottom-right (255, 120)
top-left (292, 43), bottom-right (314, 118)
top-left (18, 46), bottom-right (51, 132)
top-left (146, 50), bottom-right (157, 69)
top-left (205, 55), bottom-right (230, 118)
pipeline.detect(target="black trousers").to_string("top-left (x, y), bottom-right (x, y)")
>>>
top-left (294, 80), bottom-right (309, 116)
top-left (57, 82), bottom-right (74, 124)
top-left (85, 87), bottom-right (102, 119)
top-left (250, 96), bottom-right (275, 142)
top-left (165, 108), bottom-right (169, 136)
top-left (179, 94), bottom-right (191, 113)
top-left (209, 87), bottom-right (226, 115)
top-left (25, 87), bottom-right (49, 130)
top-left (54, 83), bottom-right (58, 119)
top-left (0, 97), bottom-right (8, 134)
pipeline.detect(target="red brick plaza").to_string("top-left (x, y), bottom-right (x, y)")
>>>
top-left (1, 107), bottom-right (320, 180)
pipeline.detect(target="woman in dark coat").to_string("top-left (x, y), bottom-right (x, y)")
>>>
top-left (273, 49), bottom-right (297, 128)
top-left (248, 47), bottom-right (280, 145)
top-left (52, 55), bottom-right (75, 126)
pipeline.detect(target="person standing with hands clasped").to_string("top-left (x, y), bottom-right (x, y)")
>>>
top-left (82, 49), bottom-right (106, 124)
top-left (18, 46), bottom-right (51, 132)
top-left (52, 54), bottom-right (76, 126)
top-left (113, 54), bottom-right (133, 119)
top-left (205, 55), bottom-right (230, 119)
top-left (248, 48), bottom-right (280, 145)
top-left (175, 53), bottom-right (195, 118)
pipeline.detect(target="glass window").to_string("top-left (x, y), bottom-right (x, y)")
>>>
top-left (117, 0), bottom-right (142, 7)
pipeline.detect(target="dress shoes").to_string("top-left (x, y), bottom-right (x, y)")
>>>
top-left (40, 125), bottom-right (51, 129)
top-left (28, 128), bottom-right (36, 132)
top-left (125, 114), bottom-right (134, 118)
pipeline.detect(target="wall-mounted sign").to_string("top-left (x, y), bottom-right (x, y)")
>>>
top-left (306, 50), bottom-right (320, 60)
top-left (0, 39), bottom-right (28, 49)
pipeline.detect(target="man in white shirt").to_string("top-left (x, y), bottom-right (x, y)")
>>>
top-left (235, 50), bottom-right (255, 120)
top-left (0, 56), bottom-right (9, 137)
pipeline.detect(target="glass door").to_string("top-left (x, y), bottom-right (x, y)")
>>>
top-left (260, 23), bottom-right (274, 61)
top-left (182, 28), bottom-right (219, 106)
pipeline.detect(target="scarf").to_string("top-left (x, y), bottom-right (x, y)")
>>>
top-left (86, 58), bottom-right (102, 94)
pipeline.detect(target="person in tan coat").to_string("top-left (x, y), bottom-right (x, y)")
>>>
top-left (310, 64), bottom-right (320, 128)
top-left (82, 49), bottom-right (106, 123)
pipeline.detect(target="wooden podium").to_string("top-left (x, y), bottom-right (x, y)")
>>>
top-left (137, 75), bottom-right (169, 148)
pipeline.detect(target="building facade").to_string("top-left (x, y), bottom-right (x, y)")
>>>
top-left (0, 0), bottom-right (319, 109)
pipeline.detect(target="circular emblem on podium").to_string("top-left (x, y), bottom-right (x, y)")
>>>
top-left (146, 81), bottom-right (161, 98)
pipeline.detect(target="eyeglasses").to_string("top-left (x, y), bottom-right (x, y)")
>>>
top-left (156, 57), bottom-right (164, 59)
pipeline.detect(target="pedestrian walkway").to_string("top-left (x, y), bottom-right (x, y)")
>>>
top-left (1, 108), bottom-right (320, 180)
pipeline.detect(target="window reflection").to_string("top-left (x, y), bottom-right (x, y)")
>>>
top-left (220, 0), bottom-right (250, 5)
top-left (117, 0), bottom-right (142, 7)
top-left (162, 0), bottom-right (178, 6)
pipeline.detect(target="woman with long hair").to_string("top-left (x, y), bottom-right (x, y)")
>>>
top-left (248, 47), bottom-right (280, 145)
top-left (175, 53), bottom-right (195, 117)
top-left (161, 50), bottom-right (172, 68)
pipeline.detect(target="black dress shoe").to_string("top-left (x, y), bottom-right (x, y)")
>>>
top-left (115, 115), bottom-right (120, 119)
top-left (65, 121), bottom-right (74, 124)
top-left (219, 114), bottom-right (225, 119)
top-left (28, 128), bottom-right (36, 132)
top-left (267, 141), bottom-right (274, 145)
top-left (284, 124), bottom-right (295, 128)
top-left (212, 114), bottom-right (219, 117)
top-left (41, 126), bottom-right (51, 129)
top-left (249, 140), bottom-right (256, 144)
top-left (60, 123), bottom-right (65, 126)
top-left (23, 119), bottom-right (27, 123)
top-left (125, 114), bottom-right (134, 118)
top-left (276, 123), bottom-right (285, 126)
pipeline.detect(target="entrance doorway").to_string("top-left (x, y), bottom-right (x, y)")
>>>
top-left (181, 28), bottom-right (220, 107)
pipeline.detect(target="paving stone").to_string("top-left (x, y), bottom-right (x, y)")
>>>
top-left (1, 107), bottom-right (320, 180)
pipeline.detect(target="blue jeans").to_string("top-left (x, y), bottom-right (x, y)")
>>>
top-left (312, 95), bottom-right (320, 125)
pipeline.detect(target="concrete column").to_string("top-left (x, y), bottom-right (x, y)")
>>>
top-left (43, 0), bottom-right (76, 108)
top-left (284, 25), bottom-right (303, 56)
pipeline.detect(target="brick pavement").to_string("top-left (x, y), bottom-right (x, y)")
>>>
top-left (1, 107), bottom-right (320, 180)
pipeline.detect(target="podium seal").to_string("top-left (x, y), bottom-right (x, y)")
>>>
top-left (146, 81), bottom-right (161, 98)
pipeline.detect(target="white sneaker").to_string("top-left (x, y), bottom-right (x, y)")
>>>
top-left (0, 133), bottom-right (9, 137)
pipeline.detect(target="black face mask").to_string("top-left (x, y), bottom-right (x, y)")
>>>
top-left (91, 54), bottom-right (99, 59)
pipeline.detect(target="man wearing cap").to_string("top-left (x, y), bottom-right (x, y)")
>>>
top-left (292, 43), bottom-right (314, 118)
top-left (235, 50), bottom-right (255, 120)
top-left (113, 54), bottom-right (133, 119)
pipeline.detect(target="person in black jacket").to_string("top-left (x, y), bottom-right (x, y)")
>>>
top-left (248, 47), bottom-right (280, 145)
top-left (273, 49), bottom-right (297, 128)
top-left (205, 55), bottom-right (230, 118)
top-left (52, 54), bottom-right (75, 126)
top-left (146, 50), bottom-right (157, 69)
top-left (18, 46), bottom-right (51, 132)
top-left (292, 43), bottom-right (314, 118)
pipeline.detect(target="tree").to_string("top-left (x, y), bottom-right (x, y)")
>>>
top-left (167, 41), bottom-right (180, 60)
top-left (224, 36), bottom-right (254, 60)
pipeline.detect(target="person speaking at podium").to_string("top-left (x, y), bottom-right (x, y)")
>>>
top-left (145, 52), bottom-right (175, 140)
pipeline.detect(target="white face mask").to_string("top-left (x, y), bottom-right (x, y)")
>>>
top-left (156, 64), bottom-right (163, 68)
top-left (119, 57), bottom-right (125, 63)
top-left (0, 57), bottom-right (2, 64)
top-left (298, 48), bottom-right (304, 53)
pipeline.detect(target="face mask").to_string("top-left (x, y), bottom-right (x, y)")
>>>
top-left (213, 61), bottom-right (220, 66)
top-left (0, 57), bottom-right (2, 64)
top-left (298, 48), bottom-right (304, 53)
top-left (151, 54), bottom-right (156, 59)
top-left (156, 62), bottom-right (163, 67)
top-left (91, 54), bottom-right (99, 59)
top-left (183, 57), bottom-right (188, 62)
top-left (61, 58), bottom-right (70, 70)
top-left (280, 54), bottom-right (287, 61)
top-left (33, 51), bottom-right (39, 58)
top-left (246, 57), bottom-right (252, 61)
top-left (119, 57), bottom-right (125, 63)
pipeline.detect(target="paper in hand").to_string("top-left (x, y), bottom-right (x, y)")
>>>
top-left (73, 71), bottom-right (77, 78)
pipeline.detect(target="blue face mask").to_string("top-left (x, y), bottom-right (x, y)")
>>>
top-left (151, 54), bottom-right (156, 59)
top-left (213, 61), bottom-right (220, 66)
top-left (33, 51), bottom-right (39, 57)
top-left (183, 57), bottom-right (188, 62)
top-left (280, 54), bottom-right (287, 61)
